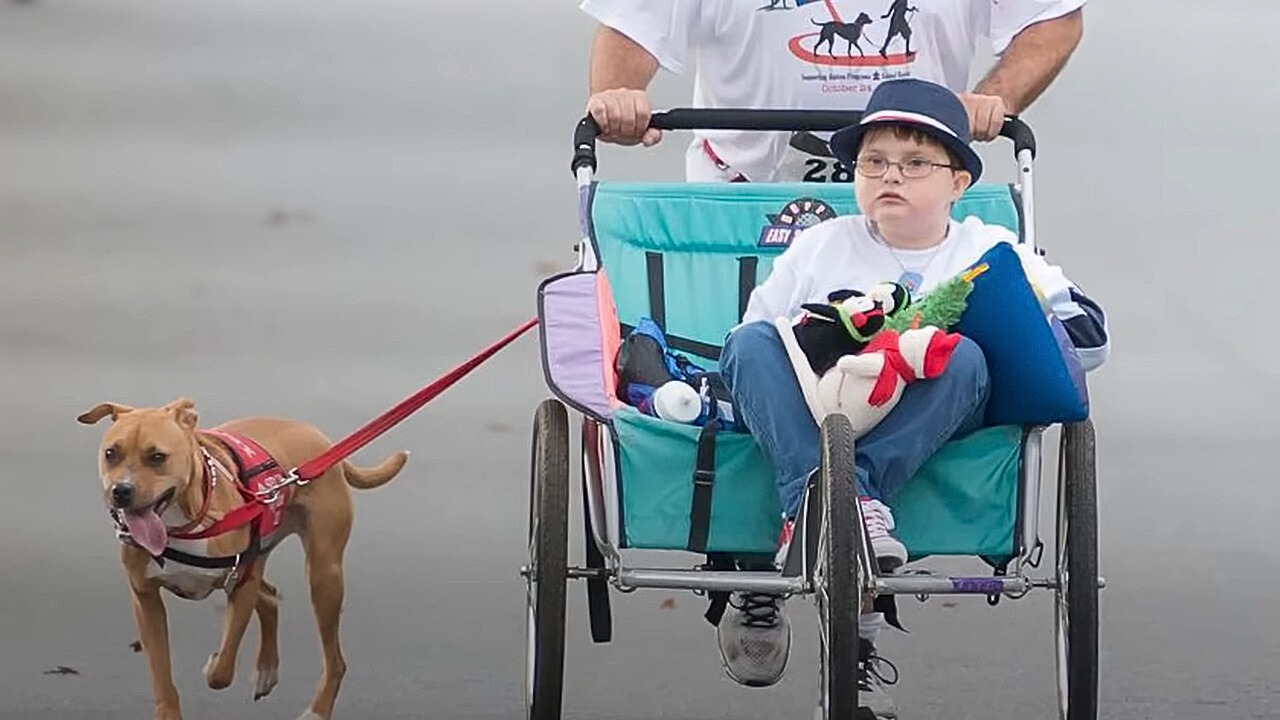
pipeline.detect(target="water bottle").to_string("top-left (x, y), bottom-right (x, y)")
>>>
top-left (648, 380), bottom-right (703, 423)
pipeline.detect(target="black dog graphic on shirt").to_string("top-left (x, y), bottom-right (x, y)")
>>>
top-left (811, 13), bottom-right (876, 57)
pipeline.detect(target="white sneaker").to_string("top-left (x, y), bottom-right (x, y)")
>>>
top-left (716, 593), bottom-right (791, 687)
top-left (860, 498), bottom-right (907, 572)
top-left (773, 517), bottom-right (795, 571)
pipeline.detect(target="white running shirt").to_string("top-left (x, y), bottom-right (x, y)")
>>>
top-left (580, 0), bottom-right (1086, 182)
top-left (740, 214), bottom-right (1110, 371)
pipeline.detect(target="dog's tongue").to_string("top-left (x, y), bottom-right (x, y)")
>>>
top-left (123, 510), bottom-right (168, 556)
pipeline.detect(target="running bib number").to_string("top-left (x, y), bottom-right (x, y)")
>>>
top-left (802, 158), bottom-right (854, 183)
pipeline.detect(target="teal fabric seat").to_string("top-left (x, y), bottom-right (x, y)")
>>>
top-left (560, 181), bottom-right (1030, 564)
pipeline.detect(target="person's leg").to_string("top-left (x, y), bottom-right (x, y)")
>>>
top-left (856, 335), bottom-right (991, 504)
top-left (710, 320), bottom-right (817, 687)
top-left (714, 325), bottom-right (991, 705)
top-left (719, 331), bottom-right (991, 523)
top-left (848, 335), bottom-right (991, 719)
top-left (850, 335), bottom-right (991, 570)
top-left (720, 320), bottom-right (822, 519)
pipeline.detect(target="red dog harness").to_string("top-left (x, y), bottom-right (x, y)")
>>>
top-left (116, 430), bottom-right (295, 590)
top-left (168, 429), bottom-right (293, 543)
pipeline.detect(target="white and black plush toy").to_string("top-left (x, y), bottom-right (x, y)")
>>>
top-left (776, 281), bottom-right (964, 439)
top-left (796, 326), bottom-right (962, 438)
top-left (778, 282), bottom-right (911, 376)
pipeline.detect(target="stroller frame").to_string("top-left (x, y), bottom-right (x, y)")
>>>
top-left (523, 108), bottom-right (1102, 720)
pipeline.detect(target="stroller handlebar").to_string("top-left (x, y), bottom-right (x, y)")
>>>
top-left (571, 108), bottom-right (1036, 175)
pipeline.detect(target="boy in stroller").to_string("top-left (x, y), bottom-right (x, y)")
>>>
top-left (715, 79), bottom-right (1110, 716)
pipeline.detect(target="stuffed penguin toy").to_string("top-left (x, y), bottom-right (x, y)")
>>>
top-left (782, 282), bottom-right (911, 376)
top-left (775, 281), bottom-right (963, 438)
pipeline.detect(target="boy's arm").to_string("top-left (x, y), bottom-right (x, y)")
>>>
top-left (739, 235), bottom-right (818, 328)
top-left (1013, 245), bottom-right (1110, 372)
top-left (740, 256), bottom-right (802, 327)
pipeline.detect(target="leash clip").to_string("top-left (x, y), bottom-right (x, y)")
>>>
top-left (255, 469), bottom-right (303, 505)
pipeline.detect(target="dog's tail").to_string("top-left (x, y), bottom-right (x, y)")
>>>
top-left (342, 451), bottom-right (409, 490)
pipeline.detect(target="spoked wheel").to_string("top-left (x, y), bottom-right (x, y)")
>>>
top-left (1055, 419), bottom-right (1099, 720)
top-left (812, 414), bottom-right (863, 720)
top-left (525, 398), bottom-right (569, 720)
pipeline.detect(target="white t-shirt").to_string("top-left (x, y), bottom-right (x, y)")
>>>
top-left (739, 213), bottom-right (1109, 369)
top-left (580, 0), bottom-right (1086, 182)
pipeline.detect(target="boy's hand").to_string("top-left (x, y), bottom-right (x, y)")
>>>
top-left (586, 89), bottom-right (663, 147)
top-left (958, 93), bottom-right (1008, 141)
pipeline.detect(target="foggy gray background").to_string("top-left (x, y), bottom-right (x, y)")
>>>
top-left (1, 0), bottom-right (1276, 718)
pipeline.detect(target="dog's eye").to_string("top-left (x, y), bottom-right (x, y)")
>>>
top-left (146, 451), bottom-right (168, 466)
top-left (103, 447), bottom-right (119, 462)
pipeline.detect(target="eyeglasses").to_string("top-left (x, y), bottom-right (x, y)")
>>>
top-left (853, 155), bottom-right (961, 179)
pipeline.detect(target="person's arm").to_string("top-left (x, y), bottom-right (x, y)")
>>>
top-left (974, 7), bottom-right (1084, 114)
top-left (1014, 244), bottom-right (1110, 372)
top-left (580, 0), bottom-right (698, 146)
top-left (585, 25), bottom-right (663, 146)
top-left (740, 230), bottom-right (822, 327)
top-left (589, 24), bottom-right (659, 95)
top-left (740, 258), bottom-right (802, 328)
top-left (961, 5), bottom-right (1085, 140)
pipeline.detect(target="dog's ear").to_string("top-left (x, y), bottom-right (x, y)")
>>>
top-left (166, 397), bottom-right (198, 431)
top-left (77, 402), bottom-right (134, 425)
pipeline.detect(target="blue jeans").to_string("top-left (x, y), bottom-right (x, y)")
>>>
top-left (720, 321), bottom-right (991, 519)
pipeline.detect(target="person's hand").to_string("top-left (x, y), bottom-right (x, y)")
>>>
top-left (586, 88), bottom-right (662, 147)
top-left (958, 92), bottom-right (1008, 142)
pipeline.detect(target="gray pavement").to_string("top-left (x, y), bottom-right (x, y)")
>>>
top-left (1, 1), bottom-right (1277, 718)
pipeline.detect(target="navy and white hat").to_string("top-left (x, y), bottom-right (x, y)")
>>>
top-left (829, 78), bottom-right (983, 185)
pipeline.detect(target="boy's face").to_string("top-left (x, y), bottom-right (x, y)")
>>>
top-left (852, 127), bottom-right (970, 231)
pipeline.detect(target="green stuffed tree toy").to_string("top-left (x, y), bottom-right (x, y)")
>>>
top-left (881, 262), bottom-right (989, 333)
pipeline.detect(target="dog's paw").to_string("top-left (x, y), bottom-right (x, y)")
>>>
top-left (203, 651), bottom-right (233, 690)
top-left (293, 711), bottom-right (327, 720)
top-left (252, 665), bottom-right (279, 701)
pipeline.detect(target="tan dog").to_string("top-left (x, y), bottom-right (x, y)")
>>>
top-left (78, 397), bottom-right (408, 720)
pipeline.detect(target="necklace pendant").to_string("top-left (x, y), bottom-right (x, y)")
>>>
top-left (897, 270), bottom-right (924, 295)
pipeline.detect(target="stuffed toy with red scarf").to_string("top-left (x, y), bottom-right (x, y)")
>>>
top-left (776, 278), bottom-right (968, 439)
top-left (814, 327), bottom-right (962, 437)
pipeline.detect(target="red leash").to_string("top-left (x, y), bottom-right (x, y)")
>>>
top-left (292, 316), bottom-right (538, 483)
top-left (127, 318), bottom-right (538, 574)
